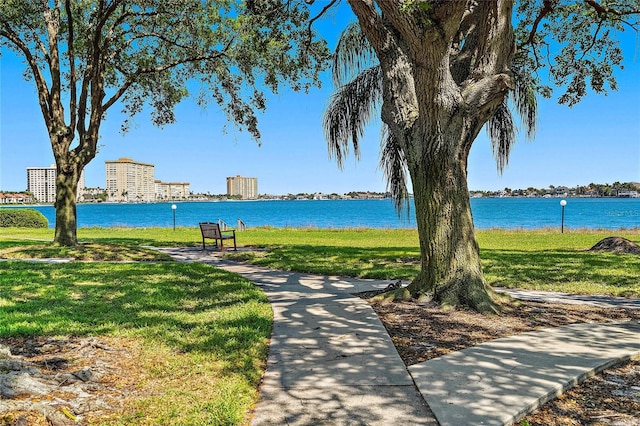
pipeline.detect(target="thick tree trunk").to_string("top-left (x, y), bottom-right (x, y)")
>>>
top-left (406, 146), bottom-right (498, 312)
top-left (53, 165), bottom-right (79, 246)
top-left (346, 0), bottom-right (514, 313)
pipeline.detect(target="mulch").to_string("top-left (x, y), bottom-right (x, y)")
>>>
top-left (362, 294), bottom-right (640, 425)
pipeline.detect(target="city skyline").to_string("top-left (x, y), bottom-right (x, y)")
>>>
top-left (1, 6), bottom-right (638, 196)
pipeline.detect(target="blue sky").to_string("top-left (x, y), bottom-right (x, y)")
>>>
top-left (1, 7), bottom-right (638, 196)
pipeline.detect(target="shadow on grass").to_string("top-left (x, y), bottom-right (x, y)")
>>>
top-left (86, 236), bottom-right (200, 248)
top-left (482, 249), bottom-right (640, 297)
top-left (0, 242), bottom-right (175, 261)
top-left (235, 244), bottom-right (640, 298)
top-left (238, 244), bottom-right (421, 280)
top-left (0, 261), bottom-right (271, 379)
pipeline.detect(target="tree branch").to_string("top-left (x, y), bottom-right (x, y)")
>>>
top-left (65, 0), bottom-right (77, 136)
top-left (584, 0), bottom-right (640, 17)
top-left (307, 0), bottom-right (339, 38)
top-left (0, 24), bottom-right (52, 131)
top-left (521, 0), bottom-right (555, 48)
top-left (43, 4), bottom-right (64, 132)
top-left (101, 50), bottom-right (228, 112)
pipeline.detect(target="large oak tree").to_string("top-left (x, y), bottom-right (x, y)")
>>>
top-left (323, 0), bottom-right (639, 312)
top-left (0, 0), bottom-right (328, 245)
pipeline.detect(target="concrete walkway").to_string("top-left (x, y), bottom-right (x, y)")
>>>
top-left (157, 247), bottom-right (640, 426)
top-left (159, 247), bottom-right (436, 425)
top-left (410, 321), bottom-right (640, 426)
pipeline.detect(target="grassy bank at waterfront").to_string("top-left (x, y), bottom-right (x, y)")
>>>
top-left (3, 226), bottom-right (640, 297)
top-left (230, 228), bottom-right (640, 298)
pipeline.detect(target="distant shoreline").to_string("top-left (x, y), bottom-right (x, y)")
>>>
top-left (1, 193), bottom-right (639, 208)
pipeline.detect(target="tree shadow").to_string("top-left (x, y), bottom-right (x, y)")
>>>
top-left (0, 261), bottom-right (271, 379)
top-left (482, 248), bottom-right (640, 297)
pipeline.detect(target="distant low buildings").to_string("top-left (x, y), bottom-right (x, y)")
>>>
top-left (155, 180), bottom-right (190, 200)
top-left (0, 192), bottom-right (33, 204)
top-left (226, 175), bottom-right (258, 200)
top-left (26, 165), bottom-right (85, 203)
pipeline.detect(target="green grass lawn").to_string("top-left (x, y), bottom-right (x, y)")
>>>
top-left (0, 254), bottom-right (271, 425)
top-left (1, 226), bottom-right (639, 423)
top-left (3, 226), bottom-right (639, 297)
top-left (225, 227), bottom-right (640, 298)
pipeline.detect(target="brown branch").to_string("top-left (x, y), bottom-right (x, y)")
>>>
top-left (0, 25), bottom-right (52, 131)
top-left (65, 0), bottom-right (77, 135)
top-left (346, 0), bottom-right (389, 55)
top-left (307, 0), bottom-right (339, 37)
top-left (522, 0), bottom-right (555, 47)
top-left (579, 19), bottom-right (605, 61)
top-left (43, 4), bottom-right (63, 127)
top-left (101, 50), bottom-right (228, 112)
top-left (584, 0), bottom-right (640, 17)
top-left (102, 9), bottom-right (163, 52)
top-left (76, 63), bottom-right (91, 136)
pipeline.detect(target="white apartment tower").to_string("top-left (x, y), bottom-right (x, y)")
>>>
top-left (105, 158), bottom-right (155, 202)
top-left (226, 175), bottom-right (258, 199)
top-left (27, 165), bottom-right (85, 203)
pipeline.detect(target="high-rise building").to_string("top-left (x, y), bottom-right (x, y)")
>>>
top-left (105, 158), bottom-right (155, 202)
top-left (226, 175), bottom-right (258, 199)
top-left (26, 165), bottom-right (85, 203)
top-left (155, 180), bottom-right (190, 200)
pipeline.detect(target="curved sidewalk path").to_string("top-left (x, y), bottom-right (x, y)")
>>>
top-left (157, 247), bottom-right (640, 426)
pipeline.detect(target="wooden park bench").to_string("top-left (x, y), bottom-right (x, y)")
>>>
top-left (199, 222), bottom-right (237, 251)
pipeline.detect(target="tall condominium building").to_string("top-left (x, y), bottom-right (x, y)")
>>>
top-left (105, 158), bottom-right (155, 202)
top-left (155, 180), bottom-right (190, 200)
top-left (226, 175), bottom-right (258, 199)
top-left (26, 165), bottom-right (85, 203)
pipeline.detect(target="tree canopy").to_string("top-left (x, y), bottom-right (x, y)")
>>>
top-left (0, 0), bottom-right (329, 140)
top-left (0, 0), bottom-right (330, 244)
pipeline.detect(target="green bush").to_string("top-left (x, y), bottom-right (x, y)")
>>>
top-left (0, 209), bottom-right (48, 228)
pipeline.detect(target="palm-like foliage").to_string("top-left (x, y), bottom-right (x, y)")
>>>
top-left (324, 22), bottom-right (538, 210)
top-left (324, 22), bottom-right (411, 210)
top-left (488, 64), bottom-right (538, 173)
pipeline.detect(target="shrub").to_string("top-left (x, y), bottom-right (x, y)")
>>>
top-left (0, 209), bottom-right (48, 228)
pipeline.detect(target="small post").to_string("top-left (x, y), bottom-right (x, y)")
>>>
top-left (560, 199), bottom-right (567, 233)
top-left (171, 204), bottom-right (177, 231)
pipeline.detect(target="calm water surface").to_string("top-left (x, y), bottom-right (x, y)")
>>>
top-left (3, 198), bottom-right (639, 230)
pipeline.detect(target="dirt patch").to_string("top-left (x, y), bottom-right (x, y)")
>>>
top-left (589, 236), bottom-right (640, 254)
top-left (0, 336), bottom-right (146, 425)
top-left (523, 360), bottom-right (640, 426)
top-left (366, 296), bottom-right (640, 425)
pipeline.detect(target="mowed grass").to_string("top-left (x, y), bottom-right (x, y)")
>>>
top-left (477, 230), bottom-right (640, 297)
top-left (232, 228), bottom-right (640, 297)
top-left (0, 256), bottom-right (271, 425)
top-left (3, 226), bottom-right (640, 297)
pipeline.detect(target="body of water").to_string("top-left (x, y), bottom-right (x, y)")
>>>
top-left (2, 198), bottom-right (639, 230)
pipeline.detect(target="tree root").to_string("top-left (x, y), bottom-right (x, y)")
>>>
top-left (0, 400), bottom-right (75, 426)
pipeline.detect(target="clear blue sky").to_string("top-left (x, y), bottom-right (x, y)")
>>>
top-left (1, 6), bottom-right (639, 195)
